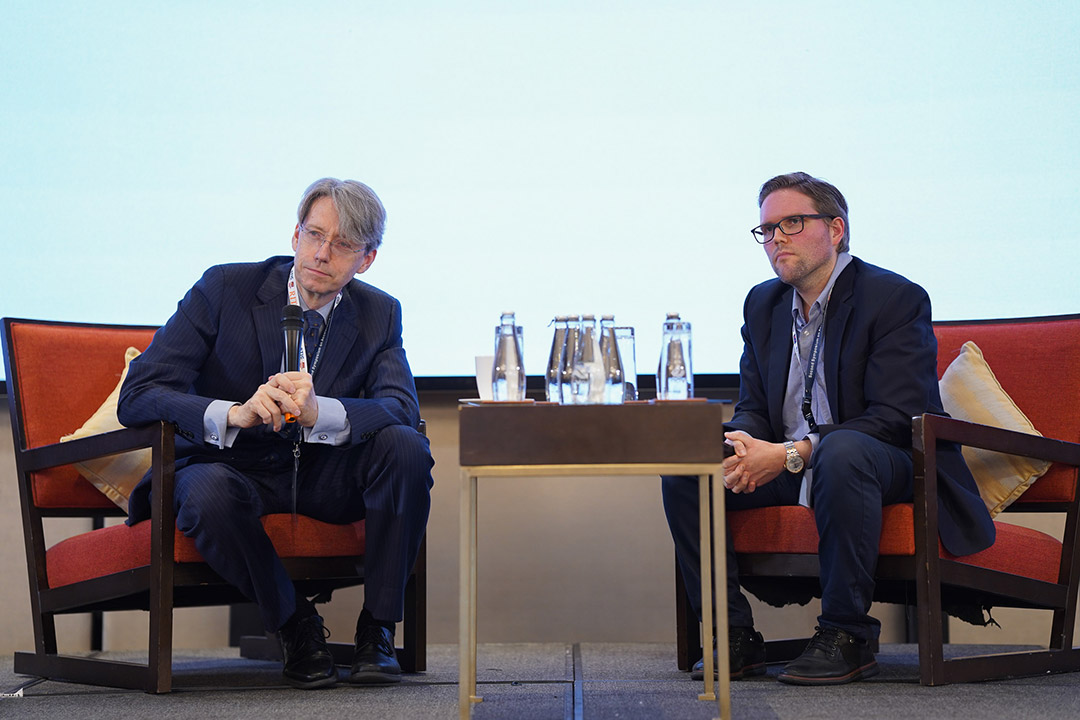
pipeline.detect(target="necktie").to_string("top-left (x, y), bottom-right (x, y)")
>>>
top-left (303, 310), bottom-right (324, 359)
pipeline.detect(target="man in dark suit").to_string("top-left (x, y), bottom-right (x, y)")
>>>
top-left (662, 172), bottom-right (994, 685)
top-left (118, 178), bottom-right (433, 689)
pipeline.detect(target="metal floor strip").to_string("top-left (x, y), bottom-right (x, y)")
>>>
top-left (571, 643), bottom-right (584, 720)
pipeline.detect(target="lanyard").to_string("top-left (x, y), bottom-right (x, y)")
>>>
top-left (285, 266), bottom-right (342, 522)
top-left (793, 293), bottom-right (830, 434)
top-left (795, 320), bottom-right (824, 433)
top-left (286, 267), bottom-right (341, 377)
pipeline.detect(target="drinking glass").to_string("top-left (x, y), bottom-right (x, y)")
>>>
top-left (615, 326), bottom-right (637, 401)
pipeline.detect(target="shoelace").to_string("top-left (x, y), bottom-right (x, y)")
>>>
top-left (285, 615), bottom-right (331, 656)
top-left (355, 624), bottom-right (394, 655)
top-left (806, 625), bottom-right (845, 657)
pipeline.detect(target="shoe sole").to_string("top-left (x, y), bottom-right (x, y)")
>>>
top-left (349, 670), bottom-right (402, 685)
top-left (691, 661), bottom-right (768, 681)
top-left (284, 672), bottom-right (339, 690)
top-left (777, 661), bottom-right (879, 686)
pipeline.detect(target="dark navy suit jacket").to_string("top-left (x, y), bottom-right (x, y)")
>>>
top-left (118, 256), bottom-right (421, 523)
top-left (729, 256), bottom-right (995, 557)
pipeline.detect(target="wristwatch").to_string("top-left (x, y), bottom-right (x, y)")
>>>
top-left (783, 441), bottom-right (804, 474)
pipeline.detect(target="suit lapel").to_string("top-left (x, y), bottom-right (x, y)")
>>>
top-left (824, 260), bottom-right (857, 416)
top-left (254, 263), bottom-right (290, 381)
top-left (312, 285), bottom-right (360, 395)
top-left (768, 287), bottom-right (794, 435)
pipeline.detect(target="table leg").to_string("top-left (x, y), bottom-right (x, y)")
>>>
top-left (711, 472), bottom-right (731, 719)
top-left (459, 470), bottom-right (481, 719)
top-left (697, 474), bottom-right (716, 702)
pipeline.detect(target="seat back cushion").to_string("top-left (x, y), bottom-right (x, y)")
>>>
top-left (7, 321), bottom-right (157, 509)
top-left (935, 316), bottom-right (1080, 504)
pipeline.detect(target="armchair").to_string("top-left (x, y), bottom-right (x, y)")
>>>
top-left (2, 317), bottom-right (426, 693)
top-left (675, 313), bottom-right (1080, 684)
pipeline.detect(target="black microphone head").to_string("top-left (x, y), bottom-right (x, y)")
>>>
top-left (281, 304), bottom-right (304, 372)
top-left (281, 304), bottom-right (304, 330)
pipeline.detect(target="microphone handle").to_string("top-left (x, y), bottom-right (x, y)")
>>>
top-left (283, 326), bottom-right (302, 422)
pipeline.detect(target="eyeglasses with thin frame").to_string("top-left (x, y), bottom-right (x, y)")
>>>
top-left (298, 224), bottom-right (367, 256)
top-left (750, 214), bottom-right (835, 244)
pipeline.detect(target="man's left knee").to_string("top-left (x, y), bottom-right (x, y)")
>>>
top-left (812, 429), bottom-right (910, 505)
top-left (814, 429), bottom-right (879, 474)
top-left (371, 423), bottom-right (425, 449)
top-left (370, 425), bottom-right (434, 474)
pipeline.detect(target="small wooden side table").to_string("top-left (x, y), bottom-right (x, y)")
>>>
top-left (457, 401), bottom-right (731, 719)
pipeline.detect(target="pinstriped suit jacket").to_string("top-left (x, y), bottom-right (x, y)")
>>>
top-left (117, 256), bottom-right (421, 522)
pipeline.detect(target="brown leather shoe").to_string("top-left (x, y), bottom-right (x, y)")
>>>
top-left (777, 625), bottom-right (879, 685)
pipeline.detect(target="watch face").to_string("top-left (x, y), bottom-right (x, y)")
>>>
top-left (785, 444), bottom-right (804, 472)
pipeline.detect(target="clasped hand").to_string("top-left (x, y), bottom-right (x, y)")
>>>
top-left (227, 371), bottom-right (319, 431)
top-left (721, 430), bottom-right (785, 494)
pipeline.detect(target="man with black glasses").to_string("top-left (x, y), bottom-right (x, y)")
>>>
top-left (118, 178), bottom-right (433, 689)
top-left (662, 172), bottom-right (994, 685)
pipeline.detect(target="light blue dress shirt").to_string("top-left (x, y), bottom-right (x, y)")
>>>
top-left (782, 252), bottom-right (852, 506)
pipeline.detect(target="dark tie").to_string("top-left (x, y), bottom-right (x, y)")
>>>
top-left (303, 310), bottom-right (324, 359)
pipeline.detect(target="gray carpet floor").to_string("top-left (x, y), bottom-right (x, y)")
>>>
top-left (2, 643), bottom-right (1078, 719)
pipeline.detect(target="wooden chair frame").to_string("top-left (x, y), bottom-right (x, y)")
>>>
top-left (4, 317), bottom-right (426, 692)
top-left (907, 412), bottom-right (1080, 683)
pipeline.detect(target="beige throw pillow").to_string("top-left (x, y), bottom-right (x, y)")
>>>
top-left (938, 341), bottom-right (1051, 517)
top-left (60, 346), bottom-right (150, 512)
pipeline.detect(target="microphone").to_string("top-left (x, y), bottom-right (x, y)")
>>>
top-left (281, 304), bottom-right (304, 423)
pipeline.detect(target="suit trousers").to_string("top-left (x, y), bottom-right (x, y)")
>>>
top-left (661, 429), bottom-right (913, 643)
top-left (172, 424), bottom-right (434, 631)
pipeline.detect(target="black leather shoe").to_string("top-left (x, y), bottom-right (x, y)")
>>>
top-left (691, 626), bottom-right (767, 680)
top-left (777, 625), bottom-right (879, 685)
top-left (350, 622), bottom-right (402, 684)
top-left (277, 612), bottom-right (338, 689)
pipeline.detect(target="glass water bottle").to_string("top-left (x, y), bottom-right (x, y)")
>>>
top-left (492, 311), bottom-right (525, 401)
top-left (657, 312), bottom-right (692, 400)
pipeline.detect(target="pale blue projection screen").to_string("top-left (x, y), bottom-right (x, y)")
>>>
top-left (2, 1), bottom-right (1078, 380)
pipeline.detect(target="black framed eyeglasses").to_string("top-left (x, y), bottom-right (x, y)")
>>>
top-left (751, 214), bottom-right (835, 244)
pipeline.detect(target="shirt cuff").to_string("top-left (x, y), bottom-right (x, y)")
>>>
top-left (304, 396), bottom-right (350, 446)
top-left (205, 400), bottom-right (242, 448)
top-left (804, 433), bottom-right (820, 467)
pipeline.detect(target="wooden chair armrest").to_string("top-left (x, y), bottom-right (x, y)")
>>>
top-left (916, 413), bottom-right (1080, 468)
top-left (19, 423), bottom-right (174, 473)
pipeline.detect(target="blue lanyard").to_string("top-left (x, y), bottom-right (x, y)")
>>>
top-left (793, 293), bottom-right (830, 434)
top-left (797, 321), bottom-right (824, 433)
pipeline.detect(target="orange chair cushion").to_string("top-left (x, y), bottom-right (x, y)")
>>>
top-left (729, 504), bottom-right (1061, 584)
top-left (46, 515), bottom-right (366, 588)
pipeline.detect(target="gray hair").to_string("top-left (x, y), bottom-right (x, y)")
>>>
top-left (758, 172), bottom-right (850, 252)
top-left (297, 178), bottom-right (386, 253)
